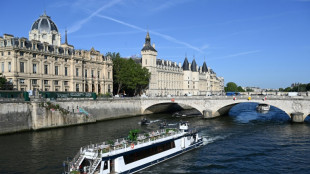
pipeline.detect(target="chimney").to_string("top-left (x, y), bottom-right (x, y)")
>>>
top-left (152, 43), bottom-right (155, 48)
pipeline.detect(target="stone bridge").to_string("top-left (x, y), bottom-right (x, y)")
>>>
top-left (140, 96), bottom-right (310, 122)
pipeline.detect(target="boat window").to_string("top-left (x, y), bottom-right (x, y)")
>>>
top-left (123, 141), bottom-right (175, 164)
top-left (103, 161), bottom-right (108, 170)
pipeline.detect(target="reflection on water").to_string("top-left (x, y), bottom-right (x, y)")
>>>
top-left (0, 103), bottom-right (309, 174)
top-left (229, 102), bottom-right (291, 123)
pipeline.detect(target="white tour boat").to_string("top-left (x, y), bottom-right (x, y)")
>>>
top-left (256, 103), bottom-right (270, 112)
top-left (66, 122), bottom-right (203, 174)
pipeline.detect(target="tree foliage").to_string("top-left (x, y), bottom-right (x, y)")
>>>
top-left (224, 82), bottom-right (245, 92)
top-left (0, 73), bottom-right (13, 90)
top-left (224, 82), bottom-right (238, 92)
top-left (109, 53), bottom-right (151, 96)
top-left (0, 73), bottom-right (6, 89)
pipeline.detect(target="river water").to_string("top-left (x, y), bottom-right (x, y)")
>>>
top-left (0, 103), bottom-right (309, 174)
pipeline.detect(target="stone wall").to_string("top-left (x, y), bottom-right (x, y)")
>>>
top-left (0, 98), bottom-right (144, 134)
top-left (0, 102), bottom-right (32, 134)
top-left (54, 98), bottom-right (143, 121)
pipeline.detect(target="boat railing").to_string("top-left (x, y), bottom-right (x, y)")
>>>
top-left (74, 128), bottom-right (185, 159)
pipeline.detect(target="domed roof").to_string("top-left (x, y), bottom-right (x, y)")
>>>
top-left (191, 59), bottom-right (197, 72)
top-left (31, 12), bottom-right (59, 33)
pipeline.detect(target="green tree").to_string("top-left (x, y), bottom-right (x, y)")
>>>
top-left (225, 82), bottom-right (238, 92)
top-left (307, 83), bottom-right (310, 91)
top-left (237, 86), bottom-right (245, 92)
top-left (0, 73), bottom-right (12, 90)
top-left (246, 88), bottom-right (254, 92)
top-left (106, 52), bottom-right (121, 60)
top-left (284, 87), bottom-right (291, 92)
top-left (279, 88), bottom-right (284, 92)
top-left (0, 73), bottom-right (6, 89)
top-left (112, 57), bottom-right (129, 94)
top-left (111, 53), bottom-right (150, 96)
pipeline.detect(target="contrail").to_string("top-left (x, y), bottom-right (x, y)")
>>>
top-left (96, 14), bottom-right (203, 53)
top-left (68, 0), bottom-right (122, 34)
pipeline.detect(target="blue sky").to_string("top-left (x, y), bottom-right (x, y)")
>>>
top-left (1, 0), bottom-right (309, 89)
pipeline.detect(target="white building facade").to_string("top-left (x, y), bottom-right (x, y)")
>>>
top-left (0, 13), bottom-right (113, 94)
top-left (140, 32), bottom-right (224, 96)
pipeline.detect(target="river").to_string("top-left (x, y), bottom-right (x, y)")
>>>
top-left (0, 103), bottom-right (309, 174)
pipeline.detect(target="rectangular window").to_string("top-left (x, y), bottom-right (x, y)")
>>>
top-left (91, 70), bottom-right (94, 78)
top-left (20, 52), bottom-right (24, 56)
top-left (21, 42), bottom-right (23, 48)
top-left (76, 60), bottom-right (78, 63)
top-left (33, 53), bottom-right (36, 58)
top-left (32, 79), bottom-right (37, 84)
top-left (85, 70), bottom-right (87, 77)
top-left (64, 81), bottom-right (68, 85)
top-left (108, 72), bottom-right (110, 79)
top-left (8, 52), bottom-right (10, 55)
top-left (20, 79), bottom-right (25, 84)
top-left (54, 80), bottom-right (58, 85)
top-left (44, 65), bottom-right (48, 74)
top-left (97, 71), bottom-right (100, 78)
top-left (65, 67), bottom-right (68, 76)
top-left (65, 58), bottom-right (68, 62)
top-left (44, 55), bottom-right (47, 59)
top-left (33, 44), bottom-right (35, 50)
top-left (55, 57), bottom-right (58, 61)
top-left (76, 84), bottom-right (79, 92)
top-left (108, 84), bottom-right (111, 93)
top-left (19, 62), bottom-right (25, 73)
top-left (44, 80), bottom-right (48, 85)
top-left (76, 68), bottom-right (79, 77)
top-left (33, 64), bottom-right (37, 74)
top-left (1, 62), bottom-right (4, 73)
top-left (0, 52), bottom-right (3, 56)
top-left (55, 66), bottom-right (58, 75)
top-left (8, 62), bottom-right (11, 72)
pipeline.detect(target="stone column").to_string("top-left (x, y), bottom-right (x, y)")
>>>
top-left (291, 112), bottom-right (304, 123)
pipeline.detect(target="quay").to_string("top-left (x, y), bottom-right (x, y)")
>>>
top-left (0, 95), bottom-right (310, 135)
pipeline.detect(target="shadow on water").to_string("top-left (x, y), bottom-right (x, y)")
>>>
top-left (228, 102), bottom-right (291, 124)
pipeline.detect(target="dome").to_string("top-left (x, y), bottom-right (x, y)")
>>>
top-left (31, 12), bottom-right (59, 33)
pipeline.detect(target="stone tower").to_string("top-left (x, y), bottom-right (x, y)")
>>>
top-left (141, 32), bottom-right (158, 96)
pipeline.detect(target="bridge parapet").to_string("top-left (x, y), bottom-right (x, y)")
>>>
top-left (139, 96), bottom-right (310, 122)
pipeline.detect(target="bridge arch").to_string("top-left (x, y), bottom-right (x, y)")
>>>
top-left (141, 101), bottom-right (203, 115)
top-left (211, 101), bottom-right (291, 119)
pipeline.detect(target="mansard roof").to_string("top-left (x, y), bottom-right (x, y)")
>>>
top-left (191, 59), bottom-right (197, 72)
top-left (182, 57), bottom-right (190, 70)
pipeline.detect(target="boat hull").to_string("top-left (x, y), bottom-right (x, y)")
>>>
top-left (120, 139), bottom-right (203, 174)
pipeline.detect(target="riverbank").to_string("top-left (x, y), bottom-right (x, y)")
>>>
top-left (0, 98), bottom-right (144, 135)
